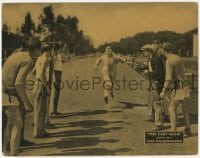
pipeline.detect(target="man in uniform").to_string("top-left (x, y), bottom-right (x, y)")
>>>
top-left (2, 37), bottom-right (41, 155)
top-left (95, 46), bottom-right (126, 104)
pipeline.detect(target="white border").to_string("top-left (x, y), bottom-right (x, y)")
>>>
top-left (1, 0), bottom-right (199, 2)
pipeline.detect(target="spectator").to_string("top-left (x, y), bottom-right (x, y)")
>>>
top-left (33, 42), bottom-right (53, 138)
top-left (2, 37), bottom-right (41, 155)
top-left (51, 42), bottom-right (63, 116)
top-left (160, 42), bottom-right (191, 136)
top-left (141, 47), bottom-right (165, 131)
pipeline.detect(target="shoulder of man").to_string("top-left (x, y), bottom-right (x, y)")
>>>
top-left (8, 51), bottom-right (33, 68)
top-left (99, 54), bottom-right (106, 59)
top-left (38, 54), bottom-right (48, 63)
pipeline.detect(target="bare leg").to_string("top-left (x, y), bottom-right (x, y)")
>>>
top-left (3, 110), bottom-right (11, 154)
top-left (169, 99), bottom-right (180, 131)
top-left (102, 73), bottom-right (112, 97)
top-left (17, 97), bottom-right (26, 142)
top-left (4, 106), bottom-right (23, 156)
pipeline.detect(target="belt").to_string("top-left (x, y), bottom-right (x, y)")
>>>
top-left (3, 87), bottom-right (17, 97)
top-left (35, 79), bottom-right (42, 82)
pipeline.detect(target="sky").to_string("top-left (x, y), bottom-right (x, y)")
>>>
top-left (2, 3), bottom-right (198, 47)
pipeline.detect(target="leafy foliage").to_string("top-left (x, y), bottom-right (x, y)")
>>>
top-left (2, 4), bottom-right (197, 57)
top-left (37, 5), bottom-right (95, 55)
top-left (97, 28), bottom-right (198, 57)
top-left (21, 12), bottom-right (35, 36)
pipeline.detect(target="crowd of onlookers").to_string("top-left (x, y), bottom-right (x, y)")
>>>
top-left (2, 34), bottom-right (64, 155)
top-left (138, 40), bottom-right (192, 133)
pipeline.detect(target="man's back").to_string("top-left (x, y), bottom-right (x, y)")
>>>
top-left (166, 53), bottom-right (185, 89)
top-left (2, 51), bottom-right (33, 91)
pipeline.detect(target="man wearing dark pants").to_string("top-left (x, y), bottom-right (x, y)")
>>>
top-left (142, 47), bottom-right (165, 131)
top-left (52, 70), bottom-right (62, 115)
top-left (51, 44), bottom-right (63, 116)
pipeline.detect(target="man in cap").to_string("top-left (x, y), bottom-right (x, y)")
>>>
top-left (160, 42), bottom-right (191, 136)
top-left (95, 46), bottom-right (126, 104)
top-left (141, 46), bottom-right (165, 131)
top-left (143, 40), bottom-right (170, 122)
top-left (2, 37), bottom-right (41, 155)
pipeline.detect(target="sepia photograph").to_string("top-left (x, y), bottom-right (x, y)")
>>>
top-left (1, 1), bottom-right (198, 156)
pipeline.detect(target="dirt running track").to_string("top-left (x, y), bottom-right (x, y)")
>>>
top-left (21, 57), bottom-right (198, 156)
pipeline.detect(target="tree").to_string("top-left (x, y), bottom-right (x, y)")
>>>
top-left (96, 29), bottom-right (196, 57)
top-left (40, 5), bottom-right (55, 32)
top-left (36, 5), bottom-right (95, 55)
top-left (21, 12), bottom-right (35, 36)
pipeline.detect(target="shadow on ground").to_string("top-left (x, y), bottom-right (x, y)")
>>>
top-left (52, 109), bottom-right (123, 119)
top-left (118, 101), bottom-right (147, 109)
top-left (49, 126), bottom-right (122, 138)
top-left (55, 119), bottom-right (124, 128)
top-left (177, 114), bottom-right (198, 127)
top-left (48, 147), bottom-right (133, 155)
top-left (23, 137), bottom-right (118, 149)
top-left (22, 114), bottom-right (124, 155)
top-left (22, 136), bottom-right (132, 155)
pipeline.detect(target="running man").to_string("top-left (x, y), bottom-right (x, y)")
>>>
top-left (95, 46), bottom-right (126, 104)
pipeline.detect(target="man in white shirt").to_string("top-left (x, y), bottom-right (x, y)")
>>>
top-left (51, 43), bottom-right (63, 116)
top-left (33, 43), bottom-right (53, 138)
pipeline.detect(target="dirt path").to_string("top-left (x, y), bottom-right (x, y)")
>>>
top-left (20, 57), bottom-right (198, 155)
